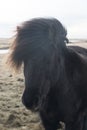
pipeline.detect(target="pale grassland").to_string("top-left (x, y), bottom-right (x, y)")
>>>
top-left (0, 38), bottom-right (12, 49)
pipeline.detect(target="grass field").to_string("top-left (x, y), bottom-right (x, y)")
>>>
top-left (0, 38), bottom-right (11, 49)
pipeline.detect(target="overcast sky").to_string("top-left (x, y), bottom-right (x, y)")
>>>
top-left (0, 0), bottom-right (87, 38)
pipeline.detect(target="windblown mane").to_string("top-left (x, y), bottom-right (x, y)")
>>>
top-left (7, 18), bottom-right (87, 130)
top-left (7, 18), bottom-right (68, 71)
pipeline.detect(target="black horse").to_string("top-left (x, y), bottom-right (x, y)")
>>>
top-left (8, 18), bottom-right (87, 130)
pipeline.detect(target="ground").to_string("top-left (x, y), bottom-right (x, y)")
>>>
top-left (0, 40), bottom-right (87, 130)
top-left (0, 54), bottom-right (44, 130)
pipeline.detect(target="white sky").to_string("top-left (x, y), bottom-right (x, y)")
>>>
top-left (0, 0), bottom-right (87, 38)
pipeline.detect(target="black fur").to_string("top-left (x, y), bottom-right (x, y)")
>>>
top-left (8, 18), bottom-right (87, 130)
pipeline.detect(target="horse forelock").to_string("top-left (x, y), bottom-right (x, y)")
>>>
top-left (7, 18), bottom-right (68, 73)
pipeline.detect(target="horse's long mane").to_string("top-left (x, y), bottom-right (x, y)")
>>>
top-left (7, 17), bottom-right (87, 130)
top-left (7, 18), bottom-right (68, 72)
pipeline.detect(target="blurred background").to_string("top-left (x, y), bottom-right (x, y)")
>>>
top-left (0, 1), bottom-right (87, 130)
top-left (0, 0), bottom-right (87, 39)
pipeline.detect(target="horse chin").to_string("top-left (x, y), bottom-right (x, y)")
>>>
top-left (24, 102), bottom-right (39, 112)
top-left (32, 106), bottom-right (39, 112)
top-left (26, 105), bottom-right (39, 112)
